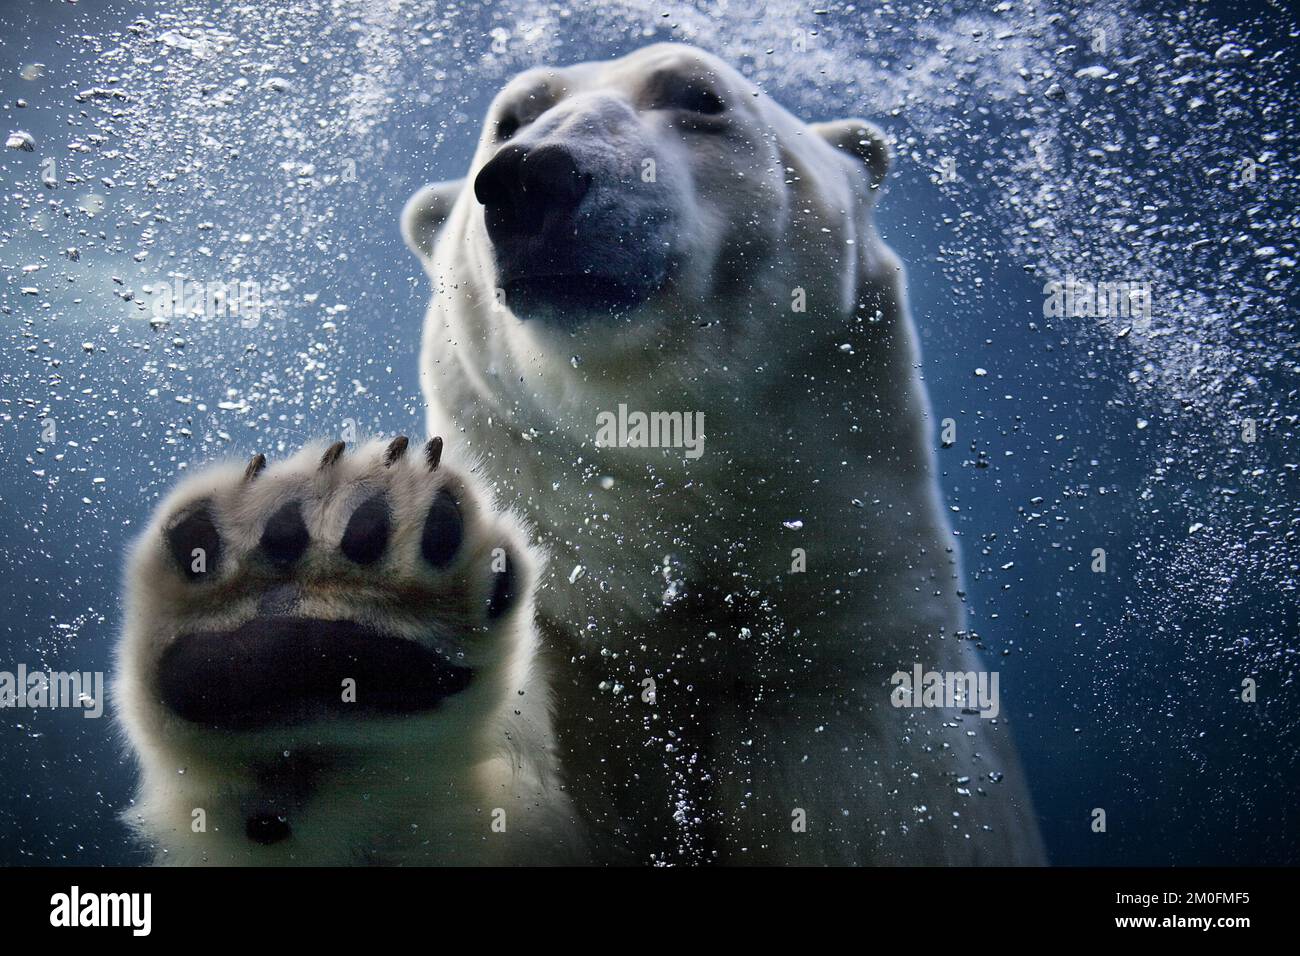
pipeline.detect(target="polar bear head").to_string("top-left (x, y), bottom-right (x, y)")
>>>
top-left (403, 43), bottom-right (899, 393)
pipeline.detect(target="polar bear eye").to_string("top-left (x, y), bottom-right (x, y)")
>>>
top-left (674, 84), bottom-right (726, 116)
top-left (496, 115), bottom-right (522, 141)
top-left (646, 71), bottom-right (728, 120)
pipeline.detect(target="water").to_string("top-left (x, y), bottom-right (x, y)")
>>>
top-left (0, 0), bottom-right (1295, 864)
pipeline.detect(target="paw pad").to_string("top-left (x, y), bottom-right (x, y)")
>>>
top-left (341, 493), bottom-right (390, 566)
top-left (165, 503), bottom-right (222, 581)
top-left (421, 489), bottom-right (463, 568)
top-left (260, 500), bottom-right (310, 567)
top-left (156, 437), bottom-right (525, 629)
top-left (245, 813), bottom-right (291, 845)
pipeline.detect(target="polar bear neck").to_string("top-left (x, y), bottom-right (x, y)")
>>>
top-left (418, 239), bottom-right (958, 632)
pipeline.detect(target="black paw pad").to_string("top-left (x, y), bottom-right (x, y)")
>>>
top-left (165, 503), bottom-right (222, 581)
top-left (261, 500), bottom-right (310, 567)
top-left (487, 550), bottom-right (517, 620)
top-left (246, 814), bottom-right (291, 845)
top-left (420, 489), bottom-right (463, 568)
top-left (340, 493), bottom-right (390, 566)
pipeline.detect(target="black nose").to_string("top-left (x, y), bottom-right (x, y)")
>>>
top-left (473, 144), bottom-right (591, 240)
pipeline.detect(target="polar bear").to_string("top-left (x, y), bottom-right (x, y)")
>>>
top-left (116, 43), bottom-right (1044, 865)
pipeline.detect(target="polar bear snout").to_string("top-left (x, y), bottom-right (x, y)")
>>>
top-left (469, 99), bottom-right (676, 325)
top-left (475, 143), bottom-right (592, 243)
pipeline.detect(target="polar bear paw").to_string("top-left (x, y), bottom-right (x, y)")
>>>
top-left (115, 436), bottom-right (547, 863)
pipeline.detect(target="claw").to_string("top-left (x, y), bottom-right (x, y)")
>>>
top-left (384, 436), bottom-right (410, 467)
top-left (424, 436), bottom-right (443, 471)
top-left (243, 453), bottom-right (267, 482)
top-left (319, 441), bottom-right (346, 470)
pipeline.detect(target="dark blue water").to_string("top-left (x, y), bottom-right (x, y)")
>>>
top-left (1, 0), bottom-right (1295, 865)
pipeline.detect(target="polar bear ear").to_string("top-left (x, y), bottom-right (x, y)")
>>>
top-left (401, 179), bottom-right (465, 259)
top-left (810, 119), bottom-right (891, 189)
